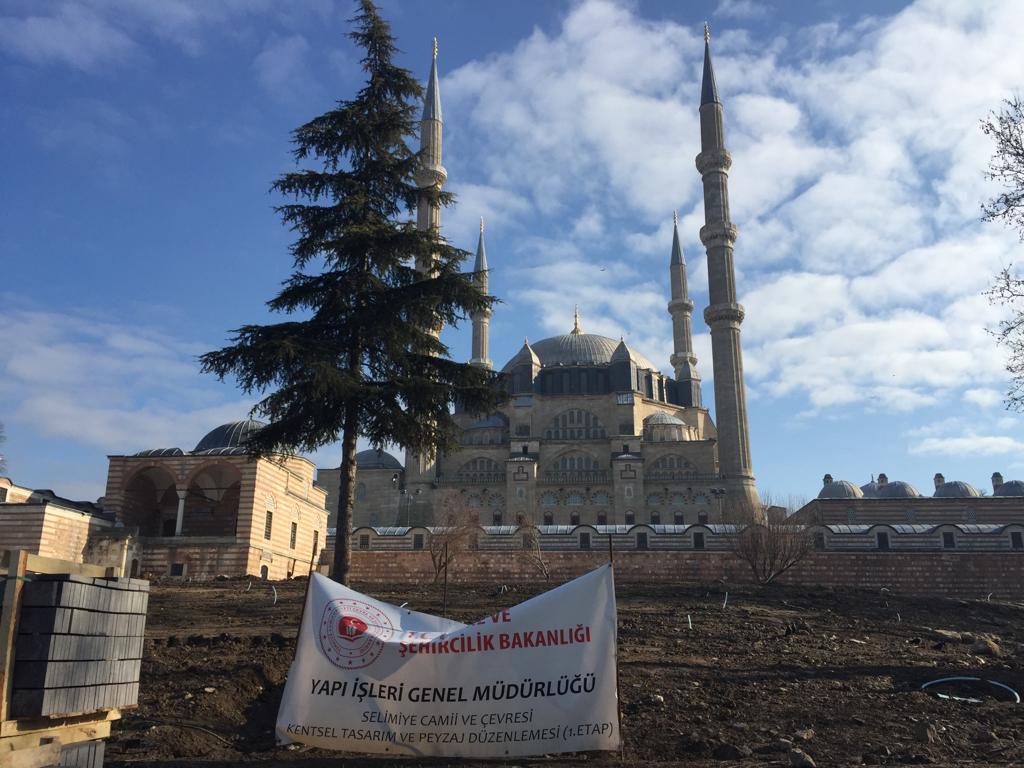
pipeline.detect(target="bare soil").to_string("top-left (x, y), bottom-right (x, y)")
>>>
top-left (106, 576), bottom-right (1024, 767)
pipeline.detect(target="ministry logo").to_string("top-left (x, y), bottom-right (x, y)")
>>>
top-left (318, 598), bottom-right (394, 669)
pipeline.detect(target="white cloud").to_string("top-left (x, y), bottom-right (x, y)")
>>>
top-left (714, 0), bottom-right (770, 20)
top-left (253, 33), bottom-right (313, 101)
top-left (440, 0), bottom-right (1024, 424)
top-left (0, 306), bottom-right (250, 454)
top-left (0, 4), bottom-right (136, 70)
top-left (910, 435), bottom-right (1024, 456)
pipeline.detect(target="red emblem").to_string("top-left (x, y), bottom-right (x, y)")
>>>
top-left (339, 615), bottom-right (368, 639)
top-left (318, 599), bottom-right (393, 669)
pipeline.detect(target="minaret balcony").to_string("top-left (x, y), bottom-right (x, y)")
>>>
top-left (698, 222), bottom-right (737, 247)
top-left (695, 150), bottom-right (732, 175)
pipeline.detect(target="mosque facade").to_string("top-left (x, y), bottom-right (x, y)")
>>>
top-left (317, 30), bottom-right (760, 529)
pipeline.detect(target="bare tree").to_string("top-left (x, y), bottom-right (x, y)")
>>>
top-left (519, 524), bottom-right (550, 581)
top-left (982, 96), bottom-right (1024, 239)
top-left (428, 492), bottom-right (479, 583)
top-left (986, 266), bottom-right (1024, 410)
top-left (732, 493), bottom-right (812, 585)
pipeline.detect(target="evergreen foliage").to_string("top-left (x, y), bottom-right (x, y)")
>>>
top-left (201, 0), bottom-right (504, 583)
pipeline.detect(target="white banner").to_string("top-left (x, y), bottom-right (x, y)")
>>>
top-left (276, 564), bottom-right (620, 757)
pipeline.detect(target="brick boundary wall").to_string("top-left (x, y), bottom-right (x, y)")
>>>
top-left (346, 550), bottom-right (1024, 600)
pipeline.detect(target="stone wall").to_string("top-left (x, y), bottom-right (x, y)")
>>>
top-left (343, 550), bottom-right (1024, 600)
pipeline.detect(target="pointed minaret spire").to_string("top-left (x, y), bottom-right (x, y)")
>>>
top-left (423, 37), bottom-right (442, 122)
top-left (668, 213), bottom-right (701, 407)
top-left (469, 216), bottom-right (492, 369)
top-left (571, 305), bottom-right (584, 335)
top-left (696, 28), bottom-right (757, 517)
top-left (701, 22), bottom-right (719, 106)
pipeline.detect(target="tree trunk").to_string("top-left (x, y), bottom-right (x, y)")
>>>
top-left (332, 400), bottom-right (359, 585)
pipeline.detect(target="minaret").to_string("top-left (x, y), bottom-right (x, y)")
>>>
top-left (469, 217), bottom-right (492, 369)
top-left (668, 211), bottom-right (702, 407)
top-left (406, 39), bottom-right (447, 498)
top-left (415, 37), bottom-right (446, 281)
top-left (696, 24), bottom-right (757, 518)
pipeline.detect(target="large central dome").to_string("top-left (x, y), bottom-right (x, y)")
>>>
top-left (502, 333), bottom-right (657, 372)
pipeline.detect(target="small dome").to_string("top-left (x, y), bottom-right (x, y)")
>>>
top-left (644, 412), bottom-right (685, 426)
top-left (994, 479), bottom-right (1024, 497)
top-left (355, 449), bottom-right (403, 471)
top-left (877, 480), bottom-right (921, 499)
top-left (193, 420), bottom-right (266, 453)
top-left (934, 480), bottom-right (980, 498)
top-left (818, 480), bottom-right (864, 500)
top-left (860, 480), bottom-right (880, 498)
top-left (466, 413), bottom-right (509, 430)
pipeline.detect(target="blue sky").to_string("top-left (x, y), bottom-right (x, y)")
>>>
top-left (1, 0), bottom-right (1023, 504)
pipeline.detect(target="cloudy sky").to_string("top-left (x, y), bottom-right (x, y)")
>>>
top-left (1, 0), bottom-right (1023, 503)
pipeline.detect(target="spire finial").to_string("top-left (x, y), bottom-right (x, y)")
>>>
top-left (433, 36), bottom-right (438, 60)
top-left (673, 209), bottom-right (679, 226)
top-left (480, 216), bottom-right (484, 233)
top-left (571, 305), bottom-right (584, 335)
top-left (704, 21), bottom-right (710, 43)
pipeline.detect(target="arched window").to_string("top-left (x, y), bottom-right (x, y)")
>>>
top-left (355, 482), bottom-right (366, 501)
top-left (651, 510), bottom-right (661, 524)
top-left (567, 493), bottom-right (584, 506)
top-left (543, 409), bottom-right (607, 440)
top-left (457, 457), bottom-right (503, 483)
top-left (592, 491), bottom-right (610, 506)
top-left (540, 492), bottom-right (558, 507)
top-left (553, 452), bottom-right (600, 471)
top-left (597, 511), bottom-right (607, 525)
top-left (543, 511), bottom-right (554, 525)
top-left (570, 511), bottom-right (580, 525)
top-left (646, 493), bottom-right (663, 506)
top-left (646, 455), bottom-right (694, 480)
top-left (673, 510), bottom-right (684, 524)
top-left (625, 510), bottom-right (635, 525)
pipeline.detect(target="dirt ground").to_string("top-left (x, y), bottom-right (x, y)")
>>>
top-left (105, 575), bottom-right (1024, 767)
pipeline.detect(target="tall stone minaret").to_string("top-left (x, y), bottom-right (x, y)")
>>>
top-left (668, 211), bottom-right (702, 407)
top-left (406, 39), bottom-right (447, 496)
top-left (415, 37), bottom-right (446, 281)
top-left (696, 25), bottom-right (758, 517)
top-left (469, 217), bottom-right (492, 369)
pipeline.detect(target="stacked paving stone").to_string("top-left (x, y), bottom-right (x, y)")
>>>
top-left (57, 738), bottom-right (105, 768)
top-left (11, 574), bottom-right (147, 719)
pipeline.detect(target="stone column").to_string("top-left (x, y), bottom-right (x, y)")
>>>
top-left (174, 489), bottom-right (187, 536)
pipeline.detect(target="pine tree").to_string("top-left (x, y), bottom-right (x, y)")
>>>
top-left (201, 0), bottom-right (504, 584)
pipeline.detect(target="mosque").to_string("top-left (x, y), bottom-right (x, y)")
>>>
top-left (317, 28), bottom-right (760, 528)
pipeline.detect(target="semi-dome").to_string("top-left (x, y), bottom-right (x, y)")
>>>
top-left (934, 480), bottom-right (980, 498)
top-left (644, 412), bottom-right (685, 426)
top-left (877, 480), bottom-right (921, 499)
top-left (503, 333), bottom-right (656, 372)
top-left (355, 449), bottom-right (403, 471)
top-left (193, 420), bottom-right (266, 454)
top-left (818, 480), bottom-right (864, 500)
top-left (994, 479), bottom-right (1024, 497)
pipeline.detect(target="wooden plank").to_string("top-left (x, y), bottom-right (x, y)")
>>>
top-left (0, 551), bottom-right (28, 723)
top-left (0, 741), bottom-right (61, 768)
top-left (0, 719), bottom-right (111, 753)
top-left (22, 555), bottom-right (114, 579)
top-left (0, 711), bottom-right (120, 740)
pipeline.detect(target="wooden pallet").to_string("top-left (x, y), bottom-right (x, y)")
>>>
top-left (0, 550), bottom-right (121, 767)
